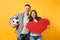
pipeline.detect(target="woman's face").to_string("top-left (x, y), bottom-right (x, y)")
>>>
top-left (31, 11), bottom-right (36, 19)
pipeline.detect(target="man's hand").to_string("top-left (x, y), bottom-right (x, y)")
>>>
top-left (9, 22), bottom-right (18, 28)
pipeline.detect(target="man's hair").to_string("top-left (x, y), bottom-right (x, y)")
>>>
top-left (25, 4), bottom-right (31, 8)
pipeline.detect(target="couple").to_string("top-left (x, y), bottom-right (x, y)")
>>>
top-left (9, 4), bottom-right (42, 40)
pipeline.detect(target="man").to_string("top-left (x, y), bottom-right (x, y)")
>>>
top-left (9, 4), bottom-right (31, 40)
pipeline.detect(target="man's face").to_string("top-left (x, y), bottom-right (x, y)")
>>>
top-left (24, 6), bottom-right (31, 13)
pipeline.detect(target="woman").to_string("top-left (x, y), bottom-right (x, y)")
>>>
top-left (29, 10), bottom-right (42, 40)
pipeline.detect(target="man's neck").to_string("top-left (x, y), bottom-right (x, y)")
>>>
top-left (24, 12), bottom-right (29, 16)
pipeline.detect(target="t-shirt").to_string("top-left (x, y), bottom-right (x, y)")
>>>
top-left (21, 14), bottom-right (29, 34)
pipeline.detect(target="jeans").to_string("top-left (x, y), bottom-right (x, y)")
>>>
top-left (30, 35), bottom-right (42, 40)
top-left (17, 34), bottom-right (29, 40)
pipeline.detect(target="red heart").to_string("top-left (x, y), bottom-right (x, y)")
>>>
top-left (26, 19), bottom-right (50, 34)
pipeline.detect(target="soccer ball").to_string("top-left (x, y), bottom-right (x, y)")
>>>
top-left (11, 18), bottom-right (19, 25)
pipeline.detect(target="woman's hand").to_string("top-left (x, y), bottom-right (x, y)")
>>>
top-left (47, 25), bottom-right (50, 29)
top-left (26, 28), bottom-right (29, 32)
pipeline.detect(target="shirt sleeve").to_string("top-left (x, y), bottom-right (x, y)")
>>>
top-left (8, 13), bottom-right (19, 24)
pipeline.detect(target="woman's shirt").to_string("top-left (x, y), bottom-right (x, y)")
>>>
top-left (30, 19), bottom-right (41, 36)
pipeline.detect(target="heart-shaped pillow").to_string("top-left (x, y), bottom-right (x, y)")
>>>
top-left (26, 19), bottom-right (50, 34)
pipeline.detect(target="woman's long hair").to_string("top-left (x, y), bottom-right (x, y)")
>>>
top-left (29, 10), bottom-right (41, 21)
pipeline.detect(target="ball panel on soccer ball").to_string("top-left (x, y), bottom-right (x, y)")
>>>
top-left (11, 18), bottom-right (19, 25)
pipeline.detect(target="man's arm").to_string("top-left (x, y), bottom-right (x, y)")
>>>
top-left (9, 13), bottom-right (19, 28)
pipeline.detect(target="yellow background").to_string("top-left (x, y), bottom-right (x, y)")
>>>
top-left (0, 0), bottom-right (60, 40)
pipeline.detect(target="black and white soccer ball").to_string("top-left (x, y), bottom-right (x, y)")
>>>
top-left (11, 18), bottom-right (19, 25)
